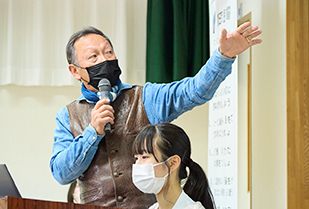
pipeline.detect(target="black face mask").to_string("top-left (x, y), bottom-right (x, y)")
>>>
top-left (83, 59), bottom-right (121, 90)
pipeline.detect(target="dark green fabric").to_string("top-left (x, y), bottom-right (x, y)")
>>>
top-left (146, 0), bottom-right (210, 83)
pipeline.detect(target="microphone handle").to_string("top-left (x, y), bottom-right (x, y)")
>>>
top-left (100, 91), bottom-right (112, 132)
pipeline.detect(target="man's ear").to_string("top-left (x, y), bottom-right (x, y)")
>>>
top-left (169, 155), bottom-right (181, 172)
top-left (68, 64), bottom-right (81, 80)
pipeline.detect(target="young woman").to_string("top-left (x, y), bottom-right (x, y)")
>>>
top-left (132, 123), bottom-right (215, 209)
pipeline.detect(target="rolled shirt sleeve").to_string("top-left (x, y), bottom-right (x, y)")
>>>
top-left (50, 106), bottom-right (104, 185)
top-left (143, 48), bottom-right (235, 124)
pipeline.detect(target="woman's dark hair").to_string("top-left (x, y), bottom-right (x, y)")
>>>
top-left (66, 26), bottom-right (113, 65)
top-left (132, 123), bottom-right (216, 209)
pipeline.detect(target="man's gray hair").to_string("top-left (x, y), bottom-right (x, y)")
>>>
top-left (66, 26), bottom-right (113, 65)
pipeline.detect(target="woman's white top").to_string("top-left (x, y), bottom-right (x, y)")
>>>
top-left (149, 190), bottom-right (205, 209)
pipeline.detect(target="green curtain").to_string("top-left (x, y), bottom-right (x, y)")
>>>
top-left (146, 0), bottom-right (210, 83)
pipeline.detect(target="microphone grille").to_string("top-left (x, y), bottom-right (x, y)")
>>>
top-left (98, 78), bottom-right (111, 91)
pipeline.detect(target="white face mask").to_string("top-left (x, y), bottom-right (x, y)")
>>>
top-left (132, 158), bottom-right (170, 194)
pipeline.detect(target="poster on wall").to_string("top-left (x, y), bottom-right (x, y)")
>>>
top-left (208, 0), bottom-right (238, 209)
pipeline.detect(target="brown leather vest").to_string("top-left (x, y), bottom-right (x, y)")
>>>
top-left (67, 86), bottom-right (156, 209)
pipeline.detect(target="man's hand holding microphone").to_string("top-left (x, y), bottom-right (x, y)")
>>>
top-left (91, 78), bottom-right (114, 135)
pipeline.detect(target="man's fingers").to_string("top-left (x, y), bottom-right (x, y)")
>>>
top-left (236, 22), bottom-right (251, 34)
top-left (219, 28), bottom-right (228, 42)
top-left (249, 39), bottom-right (263, 46)
top-left (97, 103), bottom-right (114, 114)
top-left (91, 103), bottom-right (115, 125)
top-left (248, 29), bottom-right (262, 39)
top-left (93, 117), bottom-right (114, 135)
top-left (97, 109), bottom-right (115, 121)
top-left (242, 26), bottom-right (260, 38)
top-left (245, 29), bottom-right (262, 45)
top-left (93, 99), bottom-right (110, 110)
top-left (91, 106), bottom-right (115, 135)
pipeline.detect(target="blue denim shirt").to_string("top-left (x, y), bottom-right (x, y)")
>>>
top-left (50, 49), bottom-right (235, 185)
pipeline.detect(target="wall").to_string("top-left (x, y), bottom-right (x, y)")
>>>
top-left (238, 0), bottom-right (287, 209)
top-left (0, 85), bottom-right (80, 201)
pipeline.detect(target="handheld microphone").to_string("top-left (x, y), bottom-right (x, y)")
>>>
top-left (98, 78), bottom-right (111, 132)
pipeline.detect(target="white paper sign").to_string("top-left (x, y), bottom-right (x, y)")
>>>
top-left (208, 0), bottom-right (238, 209)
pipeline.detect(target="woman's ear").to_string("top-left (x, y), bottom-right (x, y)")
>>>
top-left (68, 64), bottom-right (82, 80)
top-left (169, 155), bottom-right (181, 172)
